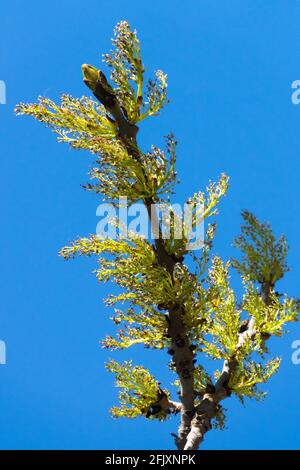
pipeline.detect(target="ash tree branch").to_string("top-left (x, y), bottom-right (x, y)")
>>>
top-left (184, 283), bottom-right (273, 450)
top-left (87, 69), bottom-right (195, 450)
top-left (16, 22), bottom-right (298, 453)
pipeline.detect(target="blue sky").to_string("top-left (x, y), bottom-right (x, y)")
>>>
top-left (1, 0), bottom-right (300, 450)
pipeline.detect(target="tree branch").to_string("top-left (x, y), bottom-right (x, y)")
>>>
top-left (183, 282), bottom-right (274, 450)
top-left (90, 72), bottom-right (195, 449)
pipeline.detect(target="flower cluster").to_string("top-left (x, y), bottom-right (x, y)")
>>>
top-left (103, 20), bottom-right (168, 124)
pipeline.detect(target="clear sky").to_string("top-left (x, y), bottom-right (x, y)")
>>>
top-left (1, 0), bottom-right (300, 450)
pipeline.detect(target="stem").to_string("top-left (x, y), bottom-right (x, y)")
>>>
top-left (183, 282), bottom-right (274, 450)
top-left (91, 76), bottom-right (195, 449)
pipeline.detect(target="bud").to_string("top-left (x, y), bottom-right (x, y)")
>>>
top-left (81, 64), bottom-right (99, 92)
